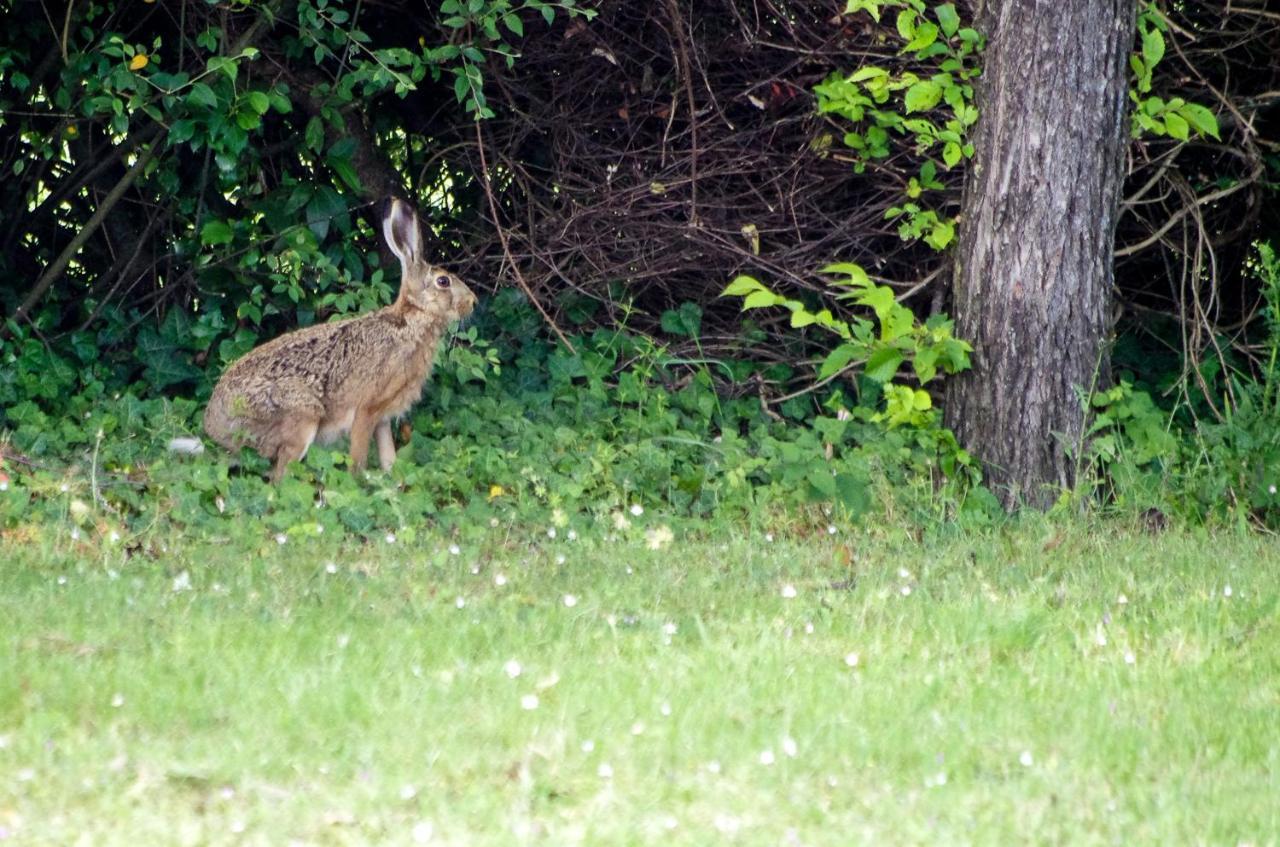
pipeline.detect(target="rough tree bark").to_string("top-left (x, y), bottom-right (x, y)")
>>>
top-left (945, 0), bottom-right (1137, 509)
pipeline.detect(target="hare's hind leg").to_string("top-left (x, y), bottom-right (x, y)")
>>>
top-left (374, 420), bottom-right (396, 472)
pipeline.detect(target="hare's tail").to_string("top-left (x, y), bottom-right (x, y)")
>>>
top-left (167, 437), bottom-right (206, 455)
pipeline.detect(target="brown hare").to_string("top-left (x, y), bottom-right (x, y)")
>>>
top-left (203, 198), bottom-right (476, 483)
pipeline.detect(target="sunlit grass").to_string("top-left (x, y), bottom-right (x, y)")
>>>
top-left (2, 520), bottom-right (1278, 844)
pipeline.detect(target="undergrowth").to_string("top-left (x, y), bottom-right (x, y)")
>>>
top-left (0, 290), bottom-right (993, 549)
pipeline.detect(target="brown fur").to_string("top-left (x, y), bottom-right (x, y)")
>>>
top-left (203, 199), bottom-right (476, 482)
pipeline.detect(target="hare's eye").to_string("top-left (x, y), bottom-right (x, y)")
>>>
top-left (435, 274), bottom-right (451, 289)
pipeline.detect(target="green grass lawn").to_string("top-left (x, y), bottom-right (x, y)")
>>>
top-left (2, 520), bottom-right (1278, 845)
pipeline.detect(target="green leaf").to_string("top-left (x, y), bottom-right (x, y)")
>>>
top-left (850, 66), bottom-right (889, 84)
top-left (304, 116), bottom-right (324, 152)
top-left (244, 90), bottom-right (270, 114)
top-left (722, 275), bottom-right (766, 297)
top-left (904, 81), bottom-right (942, 113)
top-left (819, 343), bottom-right (862, 380)
top-left (895, 8), bottom-right (916, 41)
top-left (742, 290), bottom-right (783, 310)
top-left (790, 310), bottom-right (817, 329)
top-left (1142, 27), bottom-right (1165, 69)
top-left (834, 472), bottom-right (871, 519)
top-left (820, 262), bottom-right (870, 286)
top-left (942, 140), bottom-right (962, 168)
top-left (187, 82), bottom-right (218, 109)
top-left (864, 347), bottom-right (904, 382)
top-left (903, 21), bottom-right (939, 53)
top-left (1164, 111), bottom-right (1189, 141)
top-left (1179, 102), bottom-right (1220, 140)
top-left (200, 220), bottom-right (233, 245)
top-left (504, 12), bottom-right (524, 36)
top-left (934, 3), bottom-right (960, 37)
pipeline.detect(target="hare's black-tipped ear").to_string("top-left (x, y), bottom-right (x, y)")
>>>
top-left (382, 198), bottom-right (421, 267)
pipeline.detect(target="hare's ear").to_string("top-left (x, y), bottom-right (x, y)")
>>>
top-left (382, 198), bottom-right (421, 268)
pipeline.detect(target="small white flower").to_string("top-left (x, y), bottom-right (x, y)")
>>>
top-left (625, 566), bottom-right (634, 575)
top-left (563, 594), bottom-right (578, 608)
top-left (660, 702), bottom-right (672, 717)
top-left (662, 622), bottom-right (678, 636)
top-left (1223, 584), bottom-right (1233, 598)
top-left (629, 503), bottom-right (644, 517)
top-left (385, 533), bottom-right (396, 545)
top-left (172, 571), bottom-right (192, 593)
top-left (336, 633), bottom-right (350, 649)
top-left (17, 768), bottom-right (35, 782)
top-left (489, 517), bottom-right (500, 528)
top-left (547, 527), bottom-right (557, 539)
top-left (448, 544), bottom-right (461, 556)
top-left (900, 585), bottom-right (912, 596)
top-left (70, 528), bottom-right (81, 541)
top-left (0, 480), bottom-right (8, 491)
top-left (630, 721), bottom-right (645, 736)
top-left (57, 575), bottom-right (67, 586)
top-left (504, 659), bottom-right (523, 679)
top-left (110, 693), bottom-right (125, 708)
top-left (275, 533), bottom-right (287, 545)
top-left (399, 784), bottom-right (417, 800)
top-left (455, 597), bottom-right (466, 609)
top-left (1124, 650), bottom-right (1136, 665)
top-left (60, 483), bottom-right (69, 493)
top-left (108, 530), bottom-right (121, 544)
top-left (1117, 593), bottom-right (1128, 605)
top-left (411, 820), bottom-right (435, 844)
top-left (1095, 624), bottom-right (1108, 647)
top-left (804, 622), bottom-right (815, 635)
top-left (521, 693), bottom-right (539, 710)
top-left (781, 736), bottom-right (798, 758)
top-left (555, 554), bottom-right (566, 565)
top-left (494, 573), bottom-right (508, 587)
top-left (780, 584), bottom-right (798, 599)
top-left (1019, 750), bottom-right (1034, 767)
top-left (567, 530), bottom-right (578, 541)
top-left (764, 532), bottom-right (774, 543)
top-left (714, 814), bottom-right (741, 835)
top-left (827, 524), bottom-right (837, 535)
top-left (597, 762), bottom-right (613, 779)
top-left (325, 562), bottom-right (338, 574)
top-left (1270, 484), bottom-right (1277, 495)
top-left (581, 739), bottom-right (595, 753)
top-left (898, 567), bottom-right (911, 579)
top-left (844, 652), bottom-right (860, 668)
top-left (705, 760), bottom-right (722, 774)
top-left (759, 749), bottom-right (775, 766)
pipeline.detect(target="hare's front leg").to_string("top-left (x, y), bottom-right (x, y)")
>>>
top-left (348, 407), bottom-right (379, 473)
top-left (374, 420), bottom-right (397, 472)
top-left (268, 417), bottom-right (320, 484)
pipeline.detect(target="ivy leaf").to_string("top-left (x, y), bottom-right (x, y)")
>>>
top-left (904, 81), bottom-right (942, 113)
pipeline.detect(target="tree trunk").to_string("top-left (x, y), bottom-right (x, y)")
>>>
top-left (945, 0), bottom-right (1136, 510)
